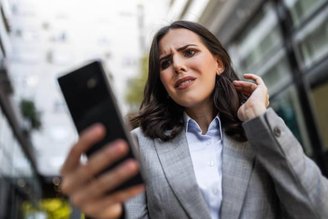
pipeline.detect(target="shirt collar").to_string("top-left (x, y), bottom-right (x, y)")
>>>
top-left (184, 113), bottom-right (222, 140)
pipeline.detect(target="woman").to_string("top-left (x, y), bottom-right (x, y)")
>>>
top-left (60, 21), bottom-right (328, 219)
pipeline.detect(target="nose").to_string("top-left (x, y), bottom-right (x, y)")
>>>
top-left (172, 55), bottom-right (186, 74)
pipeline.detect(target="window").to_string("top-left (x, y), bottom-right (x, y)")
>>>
top-left (229, 4), bottom-right (283, 74)
top-left (311, 82), bottom-right (328, 151)
top-left (271, 85), bottom-right (313, 156)
top-left (294, 7), bottom-right (328, 68)
top-left (262, 53), bottom-right (291, 94)
top-left (284, 0), bottom-right (327, 27)
top-left (229, 3), bottom-right (291, 96)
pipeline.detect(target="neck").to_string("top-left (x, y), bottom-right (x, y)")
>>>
top-left (185, 102), bottom-right (217, 134)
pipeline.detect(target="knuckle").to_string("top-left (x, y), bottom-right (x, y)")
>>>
top-left (81, 163), bottom-right (96, 176)
top-left (81, 133), bottom-right (92, 143)
top-left (69, 146), bottom-right (80, 157)
top-left (103, 146), bottom-right (116, 159)
top-left (111, 194), bottom-right (122, 204)
top-left (60, 180), bottom-right (70, 194)
top-left (95, 176), bottom-right (109, 190)
top-left (92, 181), bottom-right (104, 196)
top-left (71, 193), bottom-right (84, 207)
top-left (115, 166), bottom-right (128, 179)
top-left (80, 134), bottom-right (93, 146)
top-left (83, 204), bottom-right (98, 217)
top-left (60, 174), bottom-right (80, 195)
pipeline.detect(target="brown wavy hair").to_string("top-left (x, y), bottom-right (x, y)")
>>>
top-left (130, 20), bottom-right (247, 142)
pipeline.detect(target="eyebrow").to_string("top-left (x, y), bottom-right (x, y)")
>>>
top-left (159, 44), bottom-right (197, 62)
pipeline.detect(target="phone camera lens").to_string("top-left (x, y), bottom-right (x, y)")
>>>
top-left (87, 78), bottom-right (97, 88)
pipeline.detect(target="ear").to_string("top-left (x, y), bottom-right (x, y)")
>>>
top-left (216, 57), bottom-right (224, 76)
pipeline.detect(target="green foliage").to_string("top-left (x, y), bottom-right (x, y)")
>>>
top-left (125, 54), bottom-right (149, 112)
top-left (23, 199), bottom-right (77, 219)
top-left (19, 99), bottom-right (42, 130)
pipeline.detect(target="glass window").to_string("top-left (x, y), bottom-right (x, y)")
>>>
top-left (294, 7), bottom-right (328, 68)
top-left (0, 114), bottom-right (14, 177)
top-left (311, 81), bottom-right (328, 152)
top-left (229, 3), bottom-right (292, 96)
top-left (12, 140), bottom-right (33, 177)
top-left (284, 0), bottom-right (327, 27)
top-left (254, 49), bottom-right (292, 95)
top-left (0, 47), bottom-right (3, 60)
top-left (11, 139), bottom-right (41, 199)
top-left (229, 3), bottom-right (283, 74)
top-left (271, 85), bottom-right (313, 156)
top-left (0, 108), bottom-right (42, 216)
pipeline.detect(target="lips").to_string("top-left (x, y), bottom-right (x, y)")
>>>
top-left (174, 76), bottom-right (196, 90)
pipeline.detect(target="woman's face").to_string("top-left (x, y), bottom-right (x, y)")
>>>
top-left (159, 28), bottom-right (223, 110)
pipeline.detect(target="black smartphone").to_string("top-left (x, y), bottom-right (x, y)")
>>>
top-left (57, 60), bottom-right (143, 191)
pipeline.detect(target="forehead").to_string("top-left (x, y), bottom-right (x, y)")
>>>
top-left (159, 28), bottom-right (204, 54)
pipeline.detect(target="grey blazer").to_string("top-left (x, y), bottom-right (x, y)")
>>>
top-left (125, 108), bottom-right (328, 219)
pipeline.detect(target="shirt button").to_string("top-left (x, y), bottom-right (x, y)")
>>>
top-left (273, 127), bottom-right (281, 137)
top-left (213, 188), bottom-right (219, 194)
top-left (209, 161), bottom-right (215, 167)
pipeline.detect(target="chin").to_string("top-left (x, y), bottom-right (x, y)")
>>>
top-left (171, 93), bottom-right (204, 108)
top-left (174, 100), bottom-right (198, 109)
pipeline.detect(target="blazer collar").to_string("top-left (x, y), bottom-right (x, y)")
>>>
top-left (154, 130), bottom-right (211, 219)
top-left (220, 132), bottom-right (255, 219)
top-left (154, 130), bottom-right (255, 219)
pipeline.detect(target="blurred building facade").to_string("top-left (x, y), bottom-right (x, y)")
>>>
top-left (172, 0), bottom-right (328, 175)
top-left (1, 0), bottom-right (171, 217)
top-left (1, 0), bottom-right (327, 217)
top-left (6, 0), bottom-right (170, 178)
top-left (0, 0), bottom-right (42, 217)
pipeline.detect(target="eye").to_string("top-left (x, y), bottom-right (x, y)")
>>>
top-left (184, 49), bottom-right (196, 57)
top-left (160, 59), bottom-right (171, 70)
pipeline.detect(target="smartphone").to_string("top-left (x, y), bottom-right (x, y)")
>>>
top-left (57, 60), bottom-right (143, 191)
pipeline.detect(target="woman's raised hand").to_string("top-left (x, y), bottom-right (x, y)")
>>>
top-left (60, 124), bottom-right (144, 219)
top-left (233, 73), bottom-right (270, 122)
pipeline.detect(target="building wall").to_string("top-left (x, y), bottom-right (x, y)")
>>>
top-left (0, 0), bottom-right (42, 217)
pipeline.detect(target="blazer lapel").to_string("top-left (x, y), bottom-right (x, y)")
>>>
top-left (154, 131), bottom-right (211, 219)
top-left (220, 133), bottom-right (255, 219)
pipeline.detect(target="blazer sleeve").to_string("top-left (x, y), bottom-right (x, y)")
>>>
top-left (242, 108), bottom-right (328, 219)
top-left (123, 128), bottom-right (149, 219)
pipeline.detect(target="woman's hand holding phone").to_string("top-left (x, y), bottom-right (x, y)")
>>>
top-left (60, 124), bottom-right (144, 219)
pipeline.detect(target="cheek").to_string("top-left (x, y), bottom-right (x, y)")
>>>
top-left (159, 72), bottom-right (171, 91)
top-left (209, 74), bottom-right (218, 91)
top-left (191, 60), bottom-right (216, 79)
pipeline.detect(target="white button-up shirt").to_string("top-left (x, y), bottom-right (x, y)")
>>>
top-left (185, 114), bottom-right (223, 219)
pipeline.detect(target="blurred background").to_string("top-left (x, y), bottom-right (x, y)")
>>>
top-left (0, 0), bottom-right (327, 218)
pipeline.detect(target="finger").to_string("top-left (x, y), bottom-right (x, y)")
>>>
top-left (83, 140), bottom-right (129, 178)
top-left (233, 80), bottom-right (257, 93)
top-left (266, 94), bottom-right (270, 107)
top-left (243, 73), bottom-right (265, 86)
top-left (61, 140), bottom-right (130, 194)
top-left (97, 203), bottom-right (123, 219)
top-left (71, 159), bottom-right (140, 205)
top-left (61, 124), bottom-right (106, 175)
top-left (83, 203), bottom-right (123, 219)
top-left (234, 87), bottom-right (252, 96)
top-left (84, 184), bottom-right (145, 216)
